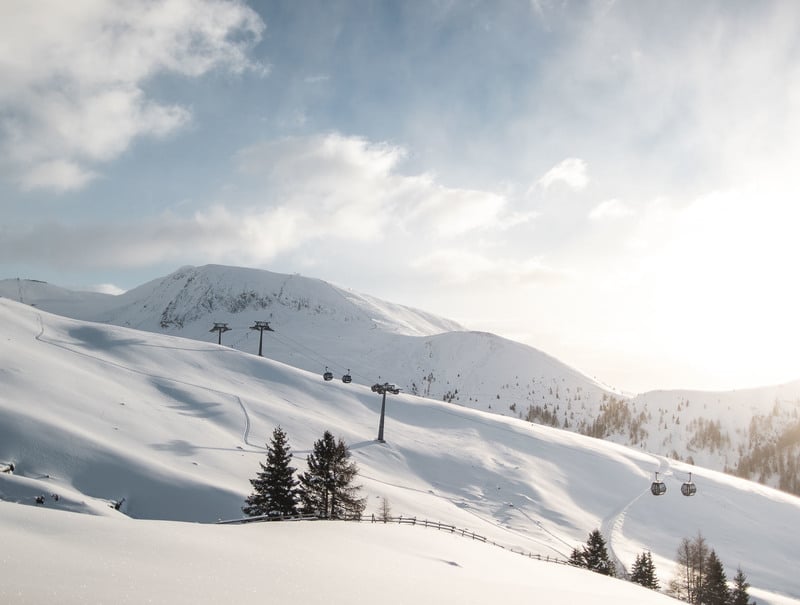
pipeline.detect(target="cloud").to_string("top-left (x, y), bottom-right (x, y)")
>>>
top-left (2, 133), bottom-right (536, 270)
top-left (535, 158), bottom-right (588, 191)
top-left (588, 198), bottom-right (633, 221)
top-left (236, 133), bottom-right (533, 240)
top-left (86, 283), bottom-right (126, 296)
top-left (0, 0), bottom-right (265, 192)
top-left (410, 248), bottom-right (563, 286)
top-left (18, 159), bottom-right (97, 192)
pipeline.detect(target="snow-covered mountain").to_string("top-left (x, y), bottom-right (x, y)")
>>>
top-left (1, 298), bottom-right (798, 604)
top-left (2, 264), bottom-right (799, 496)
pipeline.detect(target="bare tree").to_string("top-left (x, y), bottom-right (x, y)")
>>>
top-left (669, 532), bottom-right (709, 603)
top-left (378, 496), bottom-right (392, 522)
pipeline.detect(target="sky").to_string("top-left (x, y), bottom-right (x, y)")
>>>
top-left (1, 0), bottom-right (799, 394)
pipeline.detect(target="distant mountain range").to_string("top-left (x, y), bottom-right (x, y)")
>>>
top-left (2, 264), bottom-right (799, 494)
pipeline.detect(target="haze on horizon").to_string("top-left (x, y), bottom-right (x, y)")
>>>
top-left (1, 0), bottom-right (798, 394)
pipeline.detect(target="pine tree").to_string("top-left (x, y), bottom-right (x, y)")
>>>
top-left (630, 550), bottom-right (659, 590)
top-left (242, 426), bottom-right (298, 517)
top-left (701, 549), bottom-right (729, 605)
top-left (570, 529), bottom-right (616, 576)
top-left (584, 529), bottom-right (616, 576)
top-left (297, 430), bottom-right (366, 519)
top-left (730, 567), bottom-right (756, 605)
top-left (569, 547), bottom-right (586, 568)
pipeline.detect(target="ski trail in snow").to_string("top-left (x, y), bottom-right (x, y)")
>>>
top-left (353, 467), bottom-right (572, 559)
top-left (601, 455), bottom-right (666, 576)
top-left (235, 396), bottom-right (257, 448)
top-left (33, 312), bottom-right (265, 452)
top-left (600, 488), bottom-right (648, 577)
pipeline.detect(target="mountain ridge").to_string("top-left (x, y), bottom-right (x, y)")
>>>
top-left (2, 264), bottom-right (798, 495)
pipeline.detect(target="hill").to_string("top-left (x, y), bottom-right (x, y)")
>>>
top-left (2, 264), bottom-right (799, 496)
top-left (0, 298), bottom-right (798, 604)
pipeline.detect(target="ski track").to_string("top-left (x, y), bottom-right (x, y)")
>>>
top-left (355, 467), bottom-right (573, 560)
top-left (601, 455), bottom-right (670, 577)
top-left (32, 310), bottom-right (579, 561)
top-left (25, 311), bottom-right (673, 569)
top-left (33, 312), bottom-right (265, 454)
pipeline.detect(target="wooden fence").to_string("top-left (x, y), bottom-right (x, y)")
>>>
top-left (218, 512), bottom-right (570, 566)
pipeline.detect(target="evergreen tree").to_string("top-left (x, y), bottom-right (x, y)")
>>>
top-left (701, 549), bottom-right (729, 605)
top-left (630, 550), bottom-right (660, 590)
top-left (243, 426), bottom-right (298, 517)
top-left (730, 567), bottom-right (756, 605)
top-left (569, 546), bottom-right (586, 568)
top-left (570, 529), bottom-right (615, 576)
top-left (297, 430), bottom-right (366, 519)
top-left (583, 529), bottom-right (616, 576)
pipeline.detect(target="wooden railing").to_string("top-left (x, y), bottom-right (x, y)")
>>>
top-left (217, 512), bottom-right (570, 566)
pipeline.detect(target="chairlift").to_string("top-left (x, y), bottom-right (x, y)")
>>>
top-left (681, 472), bottom-right (697, 497)
top-left (323, 366), bottom-right (333, 381)
top-left (650, 471), bottom-right (667, 496)
top-left (342, 370), bottom-right (352, 384)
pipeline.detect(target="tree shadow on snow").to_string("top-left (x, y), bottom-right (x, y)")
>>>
top-left (152, 381), bottom-right (225, 419)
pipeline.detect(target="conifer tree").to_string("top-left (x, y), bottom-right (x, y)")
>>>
top-left (297, 430), bottom-right (366, 519)
top-left (584, 529), bottom-right (616, 576)
top-left (243, 426), bottom-right (298, 517)
top-left (730, 567), bottom-right (756, 605)
top-left (701, 549), bottom-right (729, 605)
top-left (570, 529), bottom-right (616, 576)
top-left (630, 550), bottom-right (659, 590)
top-left (569, 547), bottom-right (586, 568)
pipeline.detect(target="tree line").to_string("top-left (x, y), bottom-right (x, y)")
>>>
top-left (243, 426), bottom-right (366, 519)
top-left (569, 529), bottom-right (756, 604)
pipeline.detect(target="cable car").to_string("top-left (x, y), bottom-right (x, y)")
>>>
top-left (323, 366), bottom-right (333, 381)
top-left (681, 472), bottom-right (697, 497)
top-left (650, 472), bottom-right (667, 496)
top-left (342, 370), bottom-right (352, 384)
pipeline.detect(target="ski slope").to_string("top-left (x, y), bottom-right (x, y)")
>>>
top-left (1, 298), bottom-right (798, 604)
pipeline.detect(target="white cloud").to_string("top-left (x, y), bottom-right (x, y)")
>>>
top-left (18, 159), bottom-right (97, 192)
top-left (0, 0), bottom-right (264, 192)
top-left (411, 248), bottom-right (562, 286)
top-left (86, 283), bottom-right (126, 295)
top-left (237, 133), bottom-right (530, 241)
top-left (535, 158), bottom-right (588, 191)
top-left (0, 133), bottom-right (540, 274)
top-left (588, 198), bottom-right (633, 221)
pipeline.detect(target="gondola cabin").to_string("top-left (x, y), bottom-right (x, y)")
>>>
top-left (342, 370), bottom-right (352, 384)
top-left (650, 472), bottom-right (667, 496)
top-left (681, 473), bottom-right (697, 496)
top-left (323, 366), bottom-right (333, 381)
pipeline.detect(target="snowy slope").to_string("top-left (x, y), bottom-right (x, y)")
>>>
top-left (2, 264), bottom-right (799, 495)
top-left (1, 505), bottom-right (683, 605)
top-left (1, 299), bottom-right (798, 604)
